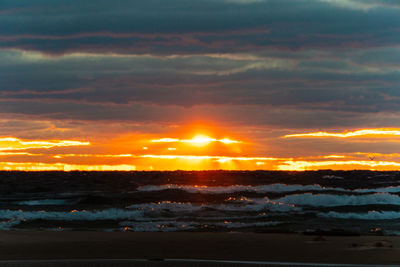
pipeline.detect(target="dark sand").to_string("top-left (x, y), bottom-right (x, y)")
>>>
top-left (0, 231), bottom-right (399, 266)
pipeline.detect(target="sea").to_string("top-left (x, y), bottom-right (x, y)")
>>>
top-left (1, 170), bottom-right (400, 235)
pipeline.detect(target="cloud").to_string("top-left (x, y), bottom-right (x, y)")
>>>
top-left (1, 0), bottom-right (400, 55)
top-left (283, 128), bottom-right (400, 138)
top-left (0, 136), bottom-right (90, 151)
top-left (317, 0), bottom-right (400, 11)
top-left (1, 49), bottom-right (400, 114)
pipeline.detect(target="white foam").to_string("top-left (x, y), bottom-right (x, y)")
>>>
top-left (213, 221), bottom-right (281, 228)
top-left (137, 183), bottom-right (400, 195)
top-left (0, 198), bottom-right (297, 225)
top-left (120, 221), bottom-right (199, 232)
top-left (384, 230), bottom-right (400, 236)
top-left (319, 211), bottom-right (400, 220)
top-left (15, 199), bottom-right (72, 206)
top-left (137, 183), bottom-right (343, 194)
top-left (0, 208), bottom-right (143, 221)
top-left (120, 220), bottom-right (281, 232)
top-left (322, 175), bottom-right (344, 179)
top-left (127, 199), bottom-right (300, 213)
top-left (0, 219), bottom-right (21, 230)
top-left (270, 193), bottom-right (400, 207)
top-left (355, 186), bottom-right (400, 193)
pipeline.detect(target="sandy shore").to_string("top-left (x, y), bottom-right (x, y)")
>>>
top-left (0, 231), bottom-right (399, 266)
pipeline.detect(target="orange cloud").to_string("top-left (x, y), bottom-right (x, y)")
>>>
top-left (53, 153), bottom-right (133, 159)
top-left (0, 137), bottom-right (90, 151)
top-left (151, 134), bottom-right (241, 145)
top-left (140, 154), bottom-right (280, 161)
top-left (0, 162), bottom-right (136, 171)
top-left (283, 128), bottom-right (400, 138)
top-left (278, 160), bottom-right (400, 171)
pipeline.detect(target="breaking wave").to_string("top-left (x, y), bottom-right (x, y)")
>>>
top-left (119, 220), bottom-right (281, 232)
top-left (136, 183), bottom-right (344, 194)
top-left (0, 208), bottom-right (142, 221)
top-left (127, 199), bottom-right (300, 213)
top-left (137, 183), bottom-right (400, 194)
top-left (271, 193), bottom-right (400, 207)
top-left (319, 211), bottom-right (400, 220)
top-left (14, 199), bottom-right (74, 206)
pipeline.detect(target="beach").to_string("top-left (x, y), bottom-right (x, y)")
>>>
top-left (0, 231), bottom-right (399, 266)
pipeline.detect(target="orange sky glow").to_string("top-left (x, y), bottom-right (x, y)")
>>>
top-left (2, 126), bottom-right (400, 171)
top-left (283, 129), bottom-right (400, 138)
top-left (3, 2), bottom-right (400, 173)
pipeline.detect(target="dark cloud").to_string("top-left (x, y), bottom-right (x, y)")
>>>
top-left (1, 0), bottom-right (400, 131)
top-left (0, 98), bottom-right (399, 130)
top-left (1, 0), bottom-right (400, 54)
top-left (1, 49), bottom-right (400, 114)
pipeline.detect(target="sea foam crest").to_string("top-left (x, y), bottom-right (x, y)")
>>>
top-left (119, 220), bottom-right (281, 232)
top-left (0, 219), bottom-right (21, 230)
top-left (319, 211), bottom-right (400, 220)
top-left (354, 186), bottom-right (400, 193)
top-left (137, 183), bottom-right (400, 194)
top-left (0, 208), bottom-right (143, 221)
top-left (15, 199), bottom-right (73, 206)
top-left (270, 193), bottom-right (400, 207)
top-left (127, 199), bottom-right (300, 213)
top-left (213, 221), bottom-right (281, 228)
top-left (137, 183), bottom-right (342, 194)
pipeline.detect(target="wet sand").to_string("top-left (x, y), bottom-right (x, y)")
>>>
top-left (0, 231), bottom-right (399, 266)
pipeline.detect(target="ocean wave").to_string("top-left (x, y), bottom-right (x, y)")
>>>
top-left (137, 183), bottom-right (400, 195)
top-left (14, 199), bottom-right (74, 206)
top-left (0, 219), bottom-right (21, 230)
top-left (127, 199), bottom-right (300, 213)
top-left (0, 208), bottom-right (142, 221)
top-left (270, 193), bottom-right (400, 207)
top-left (136, 183), bottom-right (344, 194)
top-left (213, 221), bottom-right (281, 228)
top-left (120, 220), bottom-right (199, 232)
top-left (319, 211), bottom-right (400, 220)
top-left (119, 220), bottom-right (281, 232)
top-left (0, 199), bottom-right (297, 225)
top-left (354, 186), bottom-right (400, 193)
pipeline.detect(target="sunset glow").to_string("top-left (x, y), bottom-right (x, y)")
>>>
top-left (0, 162), bottom-right (136, 171)
top-left (278, 160), bottom-right (400, 171)
top-left (151, 135), bottom-right (241, 145)
top-left (3, 1), bottom-right (400, 172)
top-left (283, 129), bottom-right (400, 139)
top-left (2, 128), bottom-right (400, 171)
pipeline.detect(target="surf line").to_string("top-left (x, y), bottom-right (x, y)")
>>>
top-left (0, 259), bottom-right (397, 267)
top-left (169, 259), bottom-right (398, 266)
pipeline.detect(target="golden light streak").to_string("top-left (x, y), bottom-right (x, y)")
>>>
top-left (140, 154), bottom-right (282, 161)
top-left (0, 162), bottom-right (136, 171)
top-left (0, 137), bottom-right (90, 151)
top-left (322, 155), bottom-right (347, 159)
top-left (278, 160), bottom-right (400, 171)
top-left (0, 152), bottom-right (41, 156)
top-left (151, 138), bottom-right (180, 143)
top-left (283, 128), bottom-right (400, 138)
top-left (151, 134), bottom-right (241, 145)
top-left (50, 153), bottom-right (284, 163)
top-left (53, 154), bottom-right (133, 159)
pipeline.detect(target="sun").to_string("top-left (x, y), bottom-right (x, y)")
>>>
top-left (151, 134), bottom-right (241, 146)
top-left (185, 134), bottom-right (216, 146)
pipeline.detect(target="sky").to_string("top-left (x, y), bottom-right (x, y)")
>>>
top-left (1, 0), bottom-right (400, 171)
